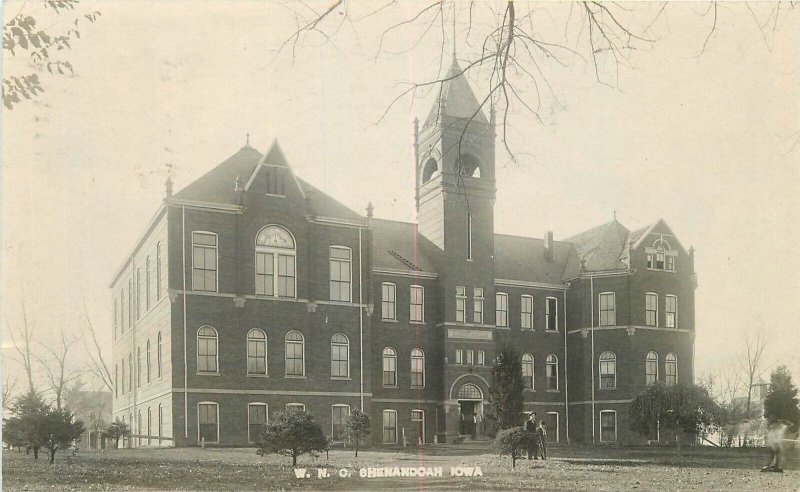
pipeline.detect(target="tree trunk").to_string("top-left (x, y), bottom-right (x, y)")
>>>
top-left (292, 452), bottom-right (297, 467)
top-left (33, 446), bottom-right (39, 460)
top-left (511, 452), bottom-right (516, 468)
top-left (49, 447), bottom-right (57, 464)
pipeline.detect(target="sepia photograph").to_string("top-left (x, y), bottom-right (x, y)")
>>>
top-left (2, 0), bottom-right (799, 490)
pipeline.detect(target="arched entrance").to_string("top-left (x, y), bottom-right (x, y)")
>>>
top-left (456, 383), bottom-right (484, 437)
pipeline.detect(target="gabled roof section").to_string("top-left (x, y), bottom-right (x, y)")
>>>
top-left (244, 139), bottom-right (306, 200)
top-left (630, 218), bottom-right (687, 253)
top-left (494, 234), bottom-right (577, 284)
top-left (424, 57), bottom-right (489, 128)
top-left (174, 145), bottom-right (262, 205)
top-left (371, 219), bottom-right (441, 273)
top-left (564, 219), bottom-right (631, 272)
top-left (297, 177), bottom-right (363, 222)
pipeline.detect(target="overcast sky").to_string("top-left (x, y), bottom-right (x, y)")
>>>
top-left (3, 1), bottom-right (799, 392)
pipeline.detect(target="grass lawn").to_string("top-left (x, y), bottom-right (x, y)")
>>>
top-left (2, 445), bottom-right (798, 491)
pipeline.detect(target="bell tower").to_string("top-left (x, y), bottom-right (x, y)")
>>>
top-left (415, 57), bottom-right (496, 262)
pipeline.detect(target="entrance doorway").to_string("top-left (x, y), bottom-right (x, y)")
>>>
top-left (457, 383), bottom-right (484, 437)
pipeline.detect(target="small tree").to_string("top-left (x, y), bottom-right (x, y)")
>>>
top-left (256, 409), bottom-right (328, 466)
top-left (763, 366), bottom-right (800, 433)
top-left (485, 346), bottom-right (526, 433)
top-left (628, 383), bottom-right (724, 445)
top-left (495, 427), bottom-right (534, 468)
top-left (102, 420), bottom-right (131, 449)
top-left (346, 409), bottom-right (370, 457)
top-left (41, 408), bottom-right (86, 463)
top-left (4, 391), bottom-right (50, 459)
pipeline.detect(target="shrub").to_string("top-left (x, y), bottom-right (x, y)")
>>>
top-left (102, 420), bottom-right (131, 449)
top-left (256, 409), bottom-right (328, 466)
top-left (495, 426), bottom-right (534, 468)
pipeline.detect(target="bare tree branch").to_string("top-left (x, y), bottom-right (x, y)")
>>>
top-left (7, 303), bottom-right (36, 393)
top-left (82, 301), bottom-right (113, 393)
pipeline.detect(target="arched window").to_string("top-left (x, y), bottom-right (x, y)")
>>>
top-left (156, 242), bottom-right (162, 300)
top-left (422, 157), bottom-right (438, 183)
top-left (146, 340), bottom-right (151, 384)
top-left (120, 289), bottom-right (126, 333)
top-left (247, 329), bottom-right (267, 376)
top-left (255, 225), bottom-right (296, 298)
top-left (546, 354), bottom-right (559, 391)
top-left (599, 351), bottom-right (616, 389)
top-left (285, 331), bottom-right (304, 376)
top-left (136, 268), bottom-right (142, 320)
top-left (197, 326), bottom-right (218, 374)
top-left (145, 256), bottom-right (151, 311)
top-left (410, 348), bottom-right (425, 388)
top-left (158, 404), bottom-right (163, 444)
top-left (646, 351), bottom-right (659, 385)
top-left (128, 352), bottom-right (133, 390)
top-left (157, 332), bottom-right (162, 379)
top-left (136, 410), bottom-right (142, 446)
top-left (522, 353), bottom-right (534, 389)
top-left (647, 239), bottom-right (676, 271)
top-left (147, 407), bottom-right (152, 445)
top-left (665, 353), bottom-right (678, 386)
top-left (382, 347), bottom-right (397, 386)
top-left (136, 347), bottom-right (141, 388)
top-left (456, 153), bottom-right (481, 178)
top-left (121, 359), bottom-right (126, 395)
top-left (330, 334), bottom-right (349, 378)
top-left (457, 383), bottom-right (483, 400)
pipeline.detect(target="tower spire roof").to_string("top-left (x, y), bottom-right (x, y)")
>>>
top-left (423, 57), bottom-right (488, 128)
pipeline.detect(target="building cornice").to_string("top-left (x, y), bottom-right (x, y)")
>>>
top-left (166, 198), bottom-right (244, 214)
top-left (109, 204), bottom-right (167, 287)
top-left (308, 216), bottom-right (369, 229)
top-left (566, 325), bottom-right (693, 335)
top-left (373, 268), bottom-right (438, 279)
top-left (494, 278), bottom-right (568, 291)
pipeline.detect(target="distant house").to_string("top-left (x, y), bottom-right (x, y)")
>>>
top-left (66, 389), bottom-right (112, 449)
top-left (110, 59), bottom-right (697, 447)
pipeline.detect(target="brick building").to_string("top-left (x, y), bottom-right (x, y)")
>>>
top-left (110, 59), bottom-right (697, 447)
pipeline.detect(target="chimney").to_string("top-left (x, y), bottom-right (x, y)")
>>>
top-left (165, 176), bottom-right (173, 198)
top-left (544, 231), bottom-right (554, 262)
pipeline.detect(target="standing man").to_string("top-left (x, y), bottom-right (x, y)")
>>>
top-left (471, 413), bottom-right (477, 439)
top-left (762, 420), bottom-right (790, 473)
top-left (537, 420), bottom-right (548, 460)
top-left (524, 412), bottom-right (537, 459)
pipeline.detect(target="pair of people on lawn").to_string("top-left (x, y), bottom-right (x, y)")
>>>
top-left (524, 413), bottom-right (547, 460)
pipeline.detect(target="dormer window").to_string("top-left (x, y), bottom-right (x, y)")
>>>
top-left (646, 239), bottom-right (676, 272)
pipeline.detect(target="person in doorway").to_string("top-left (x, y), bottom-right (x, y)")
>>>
top-left (524, 412), bottom-right (537, 459)
top-left (459, 412), bottom-right (465, 436)
top-left (471, 413), bottom-right (478, 439)
top-left (537, 420), bottom-right (548, 460)
top-left (762, 420), bottom-right (791, 473)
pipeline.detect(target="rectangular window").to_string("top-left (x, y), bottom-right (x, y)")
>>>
top-left (496, 292), bottom-right (508, 327)
top-left (411, 353), bottom-right (424, 388)
top-left (546, 297), bottom-right (558, 331)
top-left (600, 410), bottom-right (617, 442)
top-left (286, 403), bottom-right (306, 412)
top-left (382, 283), bottom-right (396, 320)
top-left (329, 247), bottom-right (352, 302)
top-left (411, 409), bottom-right (424, 421)
top-left (198, 403), bottom-right (218, 443)
top-left (467, 213), bottom-right (472, 260)
top-left (255, 252), bottom-right (274, 296)
top-left (331, 337), bottom-right (349, 379)
top-left (473, 288), bottom-right (484, 324)
top-left (146, 258), bottom-right (151, 312)
top-left (113, 297), bottom-right (118, 340)
top-left (248, 404), bottom-right (268, 444)
top-left (276, 255), bottom-right (295, 297)
top-left (455, 286), bottom-right (466, 322)
top-left (466, 350), bottom-right (474, 365)
top-left (477, 350), bottom-right (485, 366)
top-left (647, 253), bottom-right (654, 269)
top-left (665, 295), bottom-right (677, 328)
top-left (410, 285), bottom-right (424, 322)
top-left (455, 349), bottom-right (463, 365)
top-left (521, 295), bottom-right (533, 330)
top-left (382, 410), bottom-right (398, 443)
top-left (666, 255), bottom-right (675, 271)
top-left (158, 405), bottom-right (163, 444)
top-left (285, 338), bottom-right (304, 377)
top-left (599, 292), bottom-right (616, 327)
top-left (192, 232), bottom-right (218, 292)
top-left (120, 290), bottom-right (126, 334)
top-left (545, 412), bottom-right (559, 443)
top-left (645, 293), bottom-right (658, 327)
top-left (332, 405), bottom-right (350, 442)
